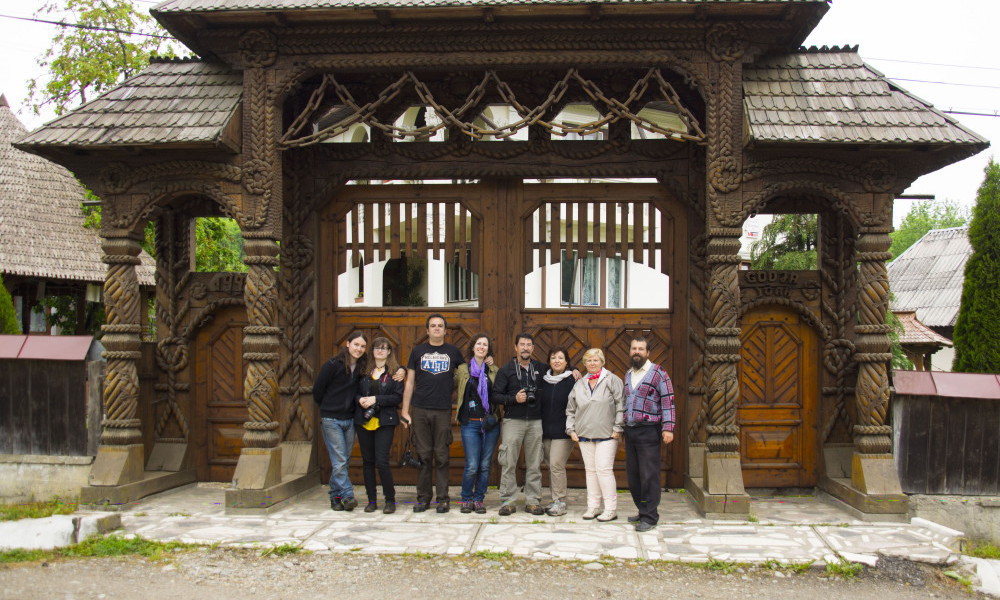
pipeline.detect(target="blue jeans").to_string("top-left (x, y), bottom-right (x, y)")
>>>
top-left (321, 417), bottom-right (355, 500)
top-left (460, 420), bottom-right (501, 502)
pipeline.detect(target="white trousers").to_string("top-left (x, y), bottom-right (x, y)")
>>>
top-left (578, 438), bottom-right (618, 511)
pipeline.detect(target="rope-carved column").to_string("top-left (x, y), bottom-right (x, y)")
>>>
top-left (850, 227), bottom-right (902, 495)
top-left (231, 29), bottom-right (284, 490)
top-left (699, 23), bottom-right (749, 502)
top-left (89, 235), bottom-right (145, 486)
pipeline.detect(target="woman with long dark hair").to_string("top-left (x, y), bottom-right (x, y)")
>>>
top-left (454, 333), bottom-right (499, 514)
top-left (313, 330), bottom-right (368, 511)
top-left (355, 337), bottom-right (404, 514)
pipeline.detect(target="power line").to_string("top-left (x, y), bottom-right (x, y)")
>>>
top-left (0, 13), bottom-right (175, 40)
top-left (943, 110), bottom-right (1000, 118)
top-left (893, 78), bottom-right (1000, 90)
top-left (868, 57), bottom-right (1000, 72)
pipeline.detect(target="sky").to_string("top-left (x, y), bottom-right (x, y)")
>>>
top-left (0, 0), bottom-right (996, 224)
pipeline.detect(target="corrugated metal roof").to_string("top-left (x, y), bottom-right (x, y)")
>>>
top-left (17, 60), bottom-right (242, 149)
top-left (888, 227), bottom-right (971, 328)
top-left (744, 49), bottom-right (988, 146)
top-left (0, 96), bottom-right (154, 285)
top-left (153, 0), bottom-right (827, 12)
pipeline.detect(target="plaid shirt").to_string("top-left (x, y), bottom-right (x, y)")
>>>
top-left (624, 363), bottom-right (675, 432)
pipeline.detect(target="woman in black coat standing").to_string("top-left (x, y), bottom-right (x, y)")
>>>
top-left (355, 336), bottom-right (405, 514)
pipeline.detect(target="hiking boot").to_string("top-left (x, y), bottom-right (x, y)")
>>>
top-left (330, 498), bottom-right (344, 511)
top-left (498, 504), bottom-right (516, 516)
top-left (545, 501), bottom-right (567, 517)
top-left (364, 502), bottom-right (378, 513)
top-left (383, 502), bottom-right (396, 514)
top-left (413, 502), bottom-right (430, 513)
top-left (460, 501), bottom-right (473, 514)
top-left (526, 504), bottom-right (546, 516)
top-left (436, 500), bottom-right (450, 513)
top-left (627, 515), bottom-right (641, 523)
top-left (342, 498), bottom-right (358, 511)
top-left (635, 521), bottom-right (656, 533)
top-left (474, 501), bottom-right (486, 514)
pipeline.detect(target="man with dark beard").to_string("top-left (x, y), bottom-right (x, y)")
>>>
top-left (622, 336), bottom-right (675, 532)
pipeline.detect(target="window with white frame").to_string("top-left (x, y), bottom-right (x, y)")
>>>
top-left (560, 251), bottom-right (624, 308)
top-left (447, 251), bottom-right (479, 303)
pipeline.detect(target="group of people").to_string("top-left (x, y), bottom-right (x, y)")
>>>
top-left (312, 313), bottom-right (675, 532)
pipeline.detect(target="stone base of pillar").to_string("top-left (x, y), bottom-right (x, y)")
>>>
top-left (88, 444), bottom-right (144, 487)
top-left (684, 452), bottom-right (750, 518)
top-left (817, 449), bottom-right (907, 516)
top-left (225, 442), bottom-right (318, 513)
top-left (851, 453), bottom-right (904, 495)
top-left (232, 446), bottom-right (283, 490)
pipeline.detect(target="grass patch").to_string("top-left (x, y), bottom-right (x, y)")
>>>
top-left (825, 559), bottom-right (863, 579)
top-left (0, 498), bottom-right (77, 521)
top-left (0, 548), bottom-right (50, 563)
top-left (944, 570), bottom-right (973, 590)
top-left (695, 559), bottom-right (738, 574)
top-left (761, 558), bottom-right (814, 574)
top-left (474, 550), bottom-right (513, 561)
top-left (260, 543), bottom-right (303, 557)
top-left (0, 535), bottom-right (200, 565)
top-left (407, 551), bottom-right (435, 559)
top-left (964, 540), bottom-right (1000, 559)
top-left (747, 513), bottom-right (759, 523)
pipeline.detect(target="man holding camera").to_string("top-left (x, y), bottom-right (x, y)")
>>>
top-left (494, 333), bottom-right (547, 516)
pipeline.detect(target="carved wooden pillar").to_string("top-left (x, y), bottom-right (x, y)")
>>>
top-left (231, 30), bottom-right (284, 490)
top-left (850, 227), bottom-right (902, 495)
top-left (89, 235), bottom-right (145, 486)
top-left (699, 23), bottom-right (748, 501)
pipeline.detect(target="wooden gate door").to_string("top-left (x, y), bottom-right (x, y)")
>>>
top-left (738, 306), bottom-right (818, 487)
top-left (192, 305), bottom-right (248, 482)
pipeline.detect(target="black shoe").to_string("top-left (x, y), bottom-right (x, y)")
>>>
top-left (330, 498), bottom-right (344, 511)
top-left (498, 504), bottom-right (516, 516)
top-left (460, 501), bottom-right (473, 514)
top-left (383, 502), bottom-right (396, 514)
top-left (635, 521), bottom-right (657, 533)
top-left (342, 498), bottom-right (358, 511)
top-left (627, 515), bottom-right (641, 523)
top-left (364, 502), bottom-right (377, 513)
top-left (436, 500), bottom-right (450, 513)
top-left (413, 502), bottom-right (430, 513)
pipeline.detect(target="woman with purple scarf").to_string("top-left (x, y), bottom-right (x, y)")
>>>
top-left (453, 333), bottom-right (499, 514)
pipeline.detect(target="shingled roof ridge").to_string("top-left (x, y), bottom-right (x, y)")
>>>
top-left (796, 44), bottom-right (860, 53)
top-left (150, 54), bottom-right (205, 64)
top-left (0, 94), bottom-right (7, 108)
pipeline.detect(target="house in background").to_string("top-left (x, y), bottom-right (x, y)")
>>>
top-left (0, 94), bottom-right (154, 334)
top-left (888, 226), bottom-right (972, 371)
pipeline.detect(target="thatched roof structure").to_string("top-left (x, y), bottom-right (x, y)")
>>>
top-left (0, 95), bottom-right (153, 286)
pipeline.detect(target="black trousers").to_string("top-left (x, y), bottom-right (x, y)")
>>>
top-left (355, 424), bottom-right (396, 503)
top-left (412, 406), bottom-right (453, 503)
top-left (624, 424), bottom-right (663, 525)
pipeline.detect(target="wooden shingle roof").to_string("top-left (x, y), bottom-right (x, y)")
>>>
top-left (888, 227), bottom-right (971, 329)
top-left (17, 59), bottom-right (242, 150)
top-left (893, 311), bottom-right (953, 348)
top-left (152, 0), bottom-right (827, 11)
top-left (744, 48), bottom-right (988, 146)
top-left (0, 96), bottom-right (154, 285)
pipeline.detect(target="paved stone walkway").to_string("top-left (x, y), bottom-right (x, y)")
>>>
top-left (117, 483), bottom-right (962, 566)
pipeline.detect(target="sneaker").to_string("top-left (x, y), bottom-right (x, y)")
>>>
top-left (581, 507), bottom-right (600, 520)
top-left (383, 502), bottom-right (396, 514)
top-left (498, 504), bottom-right (516, 516)
top-left (474, 501), bottom-right (486, 514)
top-left (635, 521), bottom-right (656, 532)
top-left (330, 498), bottom-right (344, 511)
top-left (596, 511), bottom-right (617, 522)
top-left (413, 502), bottom-right (430, 513)
top-left (627, 515), bottom-right (641, 523)
top-left (460, 501), bottom-right (473, 514)
top-left (545, 501), bottom-right (567, 517)
top-left (436, 500), bottom-right (450, 513)
top-left (342, 498), bottom-right (358, 511)
top-left (525, 504), bottom-right (545, 516)
top-left (364, 502), bottom-right (378, 513)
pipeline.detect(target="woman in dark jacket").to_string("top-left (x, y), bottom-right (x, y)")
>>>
top-left (539, 346), bottom-right (576, 517)
top-left (354, 336), bottom-right (405, 514)
top-left (454, 333), bottom-right (499, 514)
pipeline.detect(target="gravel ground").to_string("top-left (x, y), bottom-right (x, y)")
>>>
top-left (0, 549), bottom-right (985, 600)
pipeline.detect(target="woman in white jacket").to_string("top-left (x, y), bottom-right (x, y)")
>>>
top-left (565, 348), bottom-right (624, 522)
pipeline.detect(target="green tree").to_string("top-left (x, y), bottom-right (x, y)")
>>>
top-left (0, 275), bottom-right (21, 335)
top-left (952, 159), bottom-right (1000, 373)
top-left (195, 218), bottom-right (247, 273)
top-left (27, 0), bottom-right (176, 116)
top-left (889, 199), bottom-right (969, 260)
top-left (750, 214), bottom-right (818, 270)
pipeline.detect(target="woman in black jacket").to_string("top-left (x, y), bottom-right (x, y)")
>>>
top-left (355, 336), bottom-right (405, 514)
top-left (540, 346), bottom-right (576, 517)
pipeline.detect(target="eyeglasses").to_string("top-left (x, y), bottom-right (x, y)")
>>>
top-left (373, 347), bottom-right (390, 352)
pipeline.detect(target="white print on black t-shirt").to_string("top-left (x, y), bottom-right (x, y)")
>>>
top-left (420, 352), bottom-right (451, 375)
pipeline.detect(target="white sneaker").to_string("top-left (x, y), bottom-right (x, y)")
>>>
top-left (582, 507), bottom-right (601, 520)
top-left (596, 510), bottom-right (617, 522)
top-left (546, 501), bottom-right (567, 517)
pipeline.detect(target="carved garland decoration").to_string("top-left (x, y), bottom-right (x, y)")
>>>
top-left (99, 237), bottom-right (143, 446)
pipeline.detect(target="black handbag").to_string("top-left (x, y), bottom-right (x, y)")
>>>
top-left (399, 425), bottom-right (423, 468)
top-left (482, 413), bottom-right (499, 432)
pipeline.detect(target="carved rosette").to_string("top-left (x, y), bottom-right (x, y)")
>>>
top-left (704, 229), bottom-right (743, 453)
top-left (100, 237), bottom-right (144, 446)
top-left (852, 230), bottom-right (894, 455)
top-left (242, 238), bottom-right (281, 448)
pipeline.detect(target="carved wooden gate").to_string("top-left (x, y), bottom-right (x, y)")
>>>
top-left (737, 305), bottom-right (818, 487)
top-left (318, 181), bottom-right (687, 488)
top-left (192, 305), bottom-right (248, 482)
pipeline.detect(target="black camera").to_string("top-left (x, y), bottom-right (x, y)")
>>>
top-left (400, 450), bottom-right (423, 468)
top-left (362, 404), bottom-right (379, 421)
top-left (524, 382), bottom-right (538, 407)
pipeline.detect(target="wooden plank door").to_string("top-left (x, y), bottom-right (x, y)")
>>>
top-left (193, 305), bottom-right (248, 482)
top-left (738, 306), bottom-right (818, 487)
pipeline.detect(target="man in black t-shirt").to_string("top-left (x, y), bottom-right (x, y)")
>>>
top-left (402, 313), bottom-right (464, 513)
